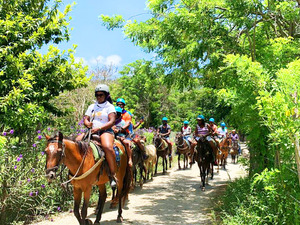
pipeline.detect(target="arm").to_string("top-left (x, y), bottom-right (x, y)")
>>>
top-left (133, 119), bottom-right (143, 129)
top-left (84, 116), bottom-right (93, 128)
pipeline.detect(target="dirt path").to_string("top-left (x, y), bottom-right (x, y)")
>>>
top-left (32, 144), bottom-right (248, 225)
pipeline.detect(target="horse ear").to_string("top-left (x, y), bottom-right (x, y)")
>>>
top-left (44, 133), bottom-right (50, 140)
top-left (58, 131), bottom-right (63, 141)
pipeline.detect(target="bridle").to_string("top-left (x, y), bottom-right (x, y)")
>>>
top-left (45, 139), bottom-right (65, 174)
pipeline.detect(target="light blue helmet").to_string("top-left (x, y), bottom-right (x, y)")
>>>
top-left (162, 117), bottom-right (168, 121)
top-left (115, 106), bottom-right (123, 113)
top-left (116, 98), bottom-right (126, 105)
top-left (209, 118), bottom-right (215, 123)
top-left (183, 120), bottom-right (189, 125)
top-left (197, 115), bottom-right (205, 120)
top-left (221, 122), bottom-right (226, 127)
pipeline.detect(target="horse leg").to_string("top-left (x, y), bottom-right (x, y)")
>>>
top-left (155, 156), bottom-right (158, 175)
top-left (178, 153), bottom-right (181, 170)
top-left (117, 192), bottom-right (123, 223)
top-left (81, 188), bottom-right (93, 225)
top-left (210, 162), bottom-right (214, 179)
top-left (139, 165), bottom-right (143, 187)
top-left (73, 187), bottom-right (83, 224)
top-left (94, 184), bottom-right (107, 225)
top-left (162, 155), bottom-right (165, 174)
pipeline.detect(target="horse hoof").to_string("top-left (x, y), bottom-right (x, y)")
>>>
top-left (117, 216), bottom-right (123, 223)
top-left (201, 187), bottom-right (205, 191)
top-left (85, 219), bottom-right (93, 225)
top-left (94, 222), bottom-right (100, 225)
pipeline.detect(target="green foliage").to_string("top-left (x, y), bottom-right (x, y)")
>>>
top-left (0, 0), bottom-right (88, 137)
top-left (100, 15), bottom-right (125, 30)
top-left (218, 168), bottom-right (300, 225)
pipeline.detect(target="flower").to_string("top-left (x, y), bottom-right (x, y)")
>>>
top-left (32, 143), bottom-right (37, 148)
top-left (2, 132), bottom-right (7, 136)
top-left (41, 184), bottom-right (45, 188)
top-left (17, 157), bottom-right (21, 162)
top-left (31, 168), bottom-right (35, 173)
top-left (37, 130), bottom-right (41, 133)
top-left (35, 191), bottom-right (39, 195)
top-left (41, 151), bottom-right (45, 156)
top-left (19, 154), bottom-right (23, 158)
top-left (9, 129), bottom-right (14, 134)
top-left (27, 178), bottom-right (31, 182)
top-left (29, 192), bottom-right (33, 196)
top-left (57, 206), bottom-right (61, 211)
top-left (38, 135), bottom-right (42, 140)
top-left (14, 165), bottom-right (17, 169)
top-left (47, 127), bottom-right (51, 131)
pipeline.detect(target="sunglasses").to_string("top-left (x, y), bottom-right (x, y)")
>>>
top-left (117, 103), bottom-right (124, 106)
top-left (95, 93), bottom-right (105, 97)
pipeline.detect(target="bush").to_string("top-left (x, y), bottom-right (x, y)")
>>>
top-left (217, 168), bottom-right (300, 225)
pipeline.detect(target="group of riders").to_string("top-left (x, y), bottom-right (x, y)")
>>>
top-left (76, 84), bottom-right (240, 189)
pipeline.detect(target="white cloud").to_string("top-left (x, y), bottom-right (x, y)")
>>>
top-left (75, 55), bottom-right (122, 70)
top-left (74, 57), bottom-right (88, 66)
top-left (105, 55), bottom-right (122, 66)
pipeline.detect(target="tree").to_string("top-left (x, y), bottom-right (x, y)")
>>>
top-left (0, 0), bottom-right (88, 138)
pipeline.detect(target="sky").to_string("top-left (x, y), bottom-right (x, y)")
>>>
top-left (55, 0), bottom-right (153, 73)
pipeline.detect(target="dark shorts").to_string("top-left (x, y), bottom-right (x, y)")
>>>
top-left (85, 128), bottom-right (114, 136)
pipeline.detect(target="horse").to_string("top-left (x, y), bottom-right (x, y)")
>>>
top-left (175, 133), bottom-right (191, 170)
top-left (195, 136), bottom-right (214, 191)
top-left (44, 132), bottom-right (131, 225)
top-left (132, 143), bottom-right (146, 188)
top-left (230, 139), bottom-right (239, 164)
top-left (153, 133), bottom-right (169, 174)
top-left (143, 143), bottom-right (157, 180)
top-left (216, 136), bottom-right (232, 172)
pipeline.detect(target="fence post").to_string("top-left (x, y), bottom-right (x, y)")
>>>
top-left (295, 133), bottom-right (300, 187)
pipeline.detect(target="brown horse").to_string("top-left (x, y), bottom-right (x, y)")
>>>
top-left (44, 132), bottom-right (131, 225)
top-left (230, 139), bottom-right (239, 163)
top-left (153, 133), bottom-right (169, 174)
top-left (195, 137), bottom-right (214, 191)
top-left (216, 136), bottom-right (232, 173)
top-left (175, 133), bottom-right (191, 170)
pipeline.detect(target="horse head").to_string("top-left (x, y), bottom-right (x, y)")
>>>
top-left (175, 132), bottom-right (184, 145)
top-left (44, 131), bottom-right (65, 183)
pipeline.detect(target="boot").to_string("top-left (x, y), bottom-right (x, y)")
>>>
top-left (104, 148), bottom-right (118, 188)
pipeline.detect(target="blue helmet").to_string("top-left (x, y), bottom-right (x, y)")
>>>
top-left (115, 106), bottom-right (123, 113)
top-left (221, 122), bottom-right (226, 127)
top-left (209, 118), bottom-right (215, 123)
top-left (116, 98), bottom-right (126, 105)
top-left (162, 117), bottom-right (168, 121)
top-left (197, 115), bottom-right (205, 120)
top-left (183, 120), bottom-right (189, 125)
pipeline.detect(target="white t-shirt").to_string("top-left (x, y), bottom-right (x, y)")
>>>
top-left (85, 101), bottom-right (116, 129)
top-left (217, 127), bottom-right (227, 138)
top-left (182, 126), bottom-right (192, 136)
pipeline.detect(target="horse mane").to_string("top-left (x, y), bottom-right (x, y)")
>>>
top-left (49, 134), bottom-right (90, 156)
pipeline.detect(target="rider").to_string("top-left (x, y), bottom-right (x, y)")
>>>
top-left (116, 98), bottom-right (146, 159)
top-left (157, 117), bottom-right (172, 160)
top-left (208, 118), bottom-right (220, 165)
top-left (76, 84), bottom-right (117, 188)
top-left (181, 120), bottom-right (197, 163)
top-left (113, 106), bottom-right (133, 167)
top-left (194, 115), bottom-right (217, 162)
top-left (217, 122), bottom-right (228, 139)
top-left (230, 129), bottom-right (240, 154)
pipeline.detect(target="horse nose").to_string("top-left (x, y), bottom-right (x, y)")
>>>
top-left (47, 171), bottom-right (56, 180)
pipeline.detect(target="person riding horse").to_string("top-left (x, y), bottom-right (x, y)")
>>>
top-left (193, 115), bottom-right (217, 163)
top-left (157, 117), bottom-right (173, 160)
top-left (116, 98), bottom-right (147, 160)
top-left (217, 122), bottom-right (228, 139)
top-left (230, 129), bottom-right (240, 155)
top-left (181, 120), bottom-right (196, 160)
top-left (207, 118), bottom-right (221, 164)
top-left (113, 106), bottom-right (133, 167)
top-left (75, 84), bottom-right (117, 188)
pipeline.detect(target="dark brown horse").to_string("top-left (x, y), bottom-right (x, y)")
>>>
top-left (175, 133), bottom-right (191, 170)
top-left (195, 137), bottom-right (214, 191)
top-left (230, 139), bottom-right (238, 164)
top-left (44, 132), bottom-right (131, 225)
top-left (132, 143), bottom-right (146, 188)
top-left (153, 133), bottom-right (169, 174)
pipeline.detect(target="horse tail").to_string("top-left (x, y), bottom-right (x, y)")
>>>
top-left (120, 162), bottom-right (132, 206)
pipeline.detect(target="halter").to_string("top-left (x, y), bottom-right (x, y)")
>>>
top-left (45, 139), bottom-right (66, 174)
top-left (175, 135), bottom-right (188, 149)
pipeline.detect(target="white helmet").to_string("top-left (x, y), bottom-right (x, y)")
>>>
top-left (95, 84), bottom-right (109, 93)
